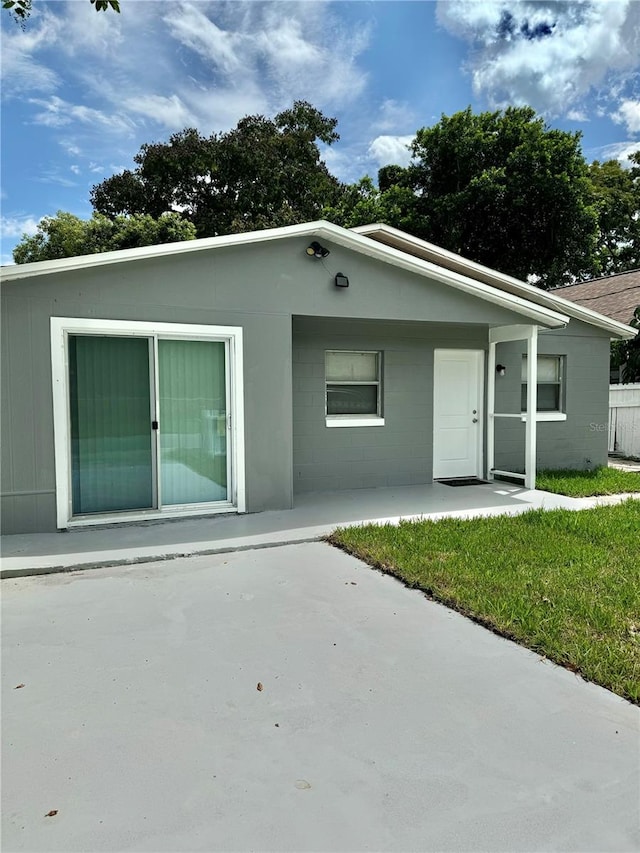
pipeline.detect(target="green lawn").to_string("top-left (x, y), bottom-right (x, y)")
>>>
top-left (329, 501), bottom-right (640, 704)
top-left (537, 466), bottom-right (640, 497)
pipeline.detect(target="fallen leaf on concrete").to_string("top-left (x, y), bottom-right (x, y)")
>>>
top-left (256, 682), bottom-right (263, 691)
top-left (14, 684), bottom-right (25, 689)
top-left (45, 810), bottom-right (58, 818)
top-left (275, 723), bottom-right (280, 727)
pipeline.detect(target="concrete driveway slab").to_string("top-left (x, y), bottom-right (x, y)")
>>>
top-left (2, 542), bottom-right (638, 852)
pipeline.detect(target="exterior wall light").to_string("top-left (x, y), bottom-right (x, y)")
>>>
top-left (335, 273), bottom-right (349, 288)
top-left (496, 364), bottom-right (506, 376)
top-left (306, 241), bottom-right (330, 258)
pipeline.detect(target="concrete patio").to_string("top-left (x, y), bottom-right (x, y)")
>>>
top-left (0, 480), bottom-right (622, 578)
top-left (2, 542), bottom-right (638, 852)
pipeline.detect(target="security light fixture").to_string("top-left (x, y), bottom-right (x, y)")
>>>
top-left (306, 241), bottom-right (330, 259)
top-left (496, 364), bottom-right (506, 376)
top-left (334, 273), bottom-right (349, 288)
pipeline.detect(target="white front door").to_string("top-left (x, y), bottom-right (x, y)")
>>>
top-left (433, 349), bottom-right (484, 479)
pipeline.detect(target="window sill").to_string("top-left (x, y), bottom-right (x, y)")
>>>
top-left (326, 416), bottom-right (385, 428)
top-left (520, 412), bottom-right (567, 422)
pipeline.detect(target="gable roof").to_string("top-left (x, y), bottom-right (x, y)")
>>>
top-left (353, 223), bottom-right (637, 339)
top-left (551, 269), bottom-right (640, 326)
top-left (1, 219), bottom-right (635, 338)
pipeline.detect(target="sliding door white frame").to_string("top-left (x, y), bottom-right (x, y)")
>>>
top-left (51, 317), bottom-right (245, 529)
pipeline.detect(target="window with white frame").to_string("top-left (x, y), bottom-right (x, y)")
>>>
top-left (325, 350), bottom-right (383, 424)
top-left (521, 355), bottom-right (564, 413)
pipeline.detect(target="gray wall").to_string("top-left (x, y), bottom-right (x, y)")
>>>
top-left (292, 318), bottom-right (488, 493)
top-left (0, 234), bottom-right (610, 533)
top-left (493, 321), bottom-right (612, 473)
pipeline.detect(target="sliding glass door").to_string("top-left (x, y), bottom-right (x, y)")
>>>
top-left (158, 339), bottom-right (228, 506)
top-left (69, 335), bottom-right (154, 514)
top-left (65, 331), bottom-right (232, 519)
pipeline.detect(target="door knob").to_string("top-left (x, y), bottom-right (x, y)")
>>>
top-left (472, 418), bottom-right (478, 423)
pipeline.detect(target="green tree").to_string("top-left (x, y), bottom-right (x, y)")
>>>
top-left (12, 211), bottom-right (196, 263)
top-left (3, 0), bottom-right (119, 25)
top-left (589, 152), bottom-right (640, 276)
top-left (91, 101), bottom-right (343, 238)
top-left (334, 107), bottom-right (599, 288)
top-left (323, 176), bottom-right (415, 232)
top-left (611, 306), bottom-right (640, 384)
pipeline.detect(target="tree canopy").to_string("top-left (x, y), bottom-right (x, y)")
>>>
top-left (91, 101), bottom-right (342, 238)
top-left (12, 211), bottom-right (195, 264)
top-left (327, 107), bottom-right (603, 288)
top-left (3, 0), bottom-right (119, 25)
top-left (589, 153), bottom-right (640, 277)
top-left (11, 101), bottom-right (640, 290)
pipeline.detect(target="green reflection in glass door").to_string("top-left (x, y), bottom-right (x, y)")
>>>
top-left (69, 335), bottom-right (153, 514)
top-left (158, 339), bottom-right (227, 506)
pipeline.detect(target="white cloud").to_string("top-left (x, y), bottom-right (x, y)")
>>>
top-left (1, 215), bottom-right (41, 239)
top-left (368, 135), bottom-right (414, 168)
top-left (163, 1), bottom-right (369, 114)
top-left (566, 109), bottom-right (589, 122)
top-left (123, 94), bottom-right (197, 131)
top-left (375, 99), bottom-right (416, 133)
top-left (70, 165), bottom-right (80, 175)
top-left (436, 1), bottom-right (640, 117)
top-left (595, 141), bottom-right (640, 166)
top-left (29, 96), bottom-right (134, 134)
top-left (612, 99), bottom-right (640, 134)
top-left (0, 12), bottom-right (61, 95)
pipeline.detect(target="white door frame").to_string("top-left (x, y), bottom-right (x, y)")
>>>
top-left (51, 317), bottom-right (245, 529)
top-left (433, 349), bottom-right (484, 480)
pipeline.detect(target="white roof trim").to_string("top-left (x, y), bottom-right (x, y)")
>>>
top-left (0, 219), bottom-right (569, 328)
top-left (354, 223), bottom-right (636, 339)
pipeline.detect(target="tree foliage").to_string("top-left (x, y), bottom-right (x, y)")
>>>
top-left (328, 107), bottom-right (599, 288)
top-left (611, 306), bottom-right (640, 384)
top-left (589, 153), bottom-right (640, 276)
top-left (91, 101), bottom-right (342, 238)
top-left (12, 211), bottom-right (196, 264)
top-left (11, 101), bottom-right (640, 285)
top-left (3, 0), bottom-right (119, 25)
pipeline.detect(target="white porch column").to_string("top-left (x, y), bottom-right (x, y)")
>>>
top-left (524, 326), bottom-right (538, 490)
top-left (489, 324), bottom-right (539, 488)
top-left (486, 341), bottom-right (496, 480)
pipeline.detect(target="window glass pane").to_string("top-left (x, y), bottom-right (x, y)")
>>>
top-left (521, 384), bottom-right (561, 412)
top-left (537, 384), bottom-right (560, 412)
top-left (159, 339), bottom-right (227, 505)
top-left (327, 384), bottom-right (378, 415)
top-left (69, 335), bottom-right (153, 514)
top-left (326, 351), bottom-right (378, 382)
top-left (521, 355), bottom-right (560, 382)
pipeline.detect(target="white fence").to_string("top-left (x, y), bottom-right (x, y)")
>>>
top-left (609, 384), bottom-right (640, 458)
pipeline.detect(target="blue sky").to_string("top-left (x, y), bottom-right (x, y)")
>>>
top-left (2, 0), bottom-right (640, 263)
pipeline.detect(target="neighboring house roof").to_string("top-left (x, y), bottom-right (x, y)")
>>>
top-left (1, 220), bottom-right (635, 339)
top-left (551, 269), bottom-right (640, 326)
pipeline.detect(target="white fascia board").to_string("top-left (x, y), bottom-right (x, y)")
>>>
top-left (353, 223), bottom-right (636, 340)
top-left (1, 217), bottom-right (567, 327)
top-left (315, 223), bottom-right (568, 327)
top-left (0, 221), bottom-right (324, 283)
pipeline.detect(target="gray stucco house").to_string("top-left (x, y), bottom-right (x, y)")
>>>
top-left (1, 220), bottom-right (635, 535)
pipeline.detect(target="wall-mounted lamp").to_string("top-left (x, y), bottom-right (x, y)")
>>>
top-left (496, 364), bottom-right (506, 376)
top-left (334, 272), bottom-right (349, 288)
top-left (306, 241), bottom-right (330, 259)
